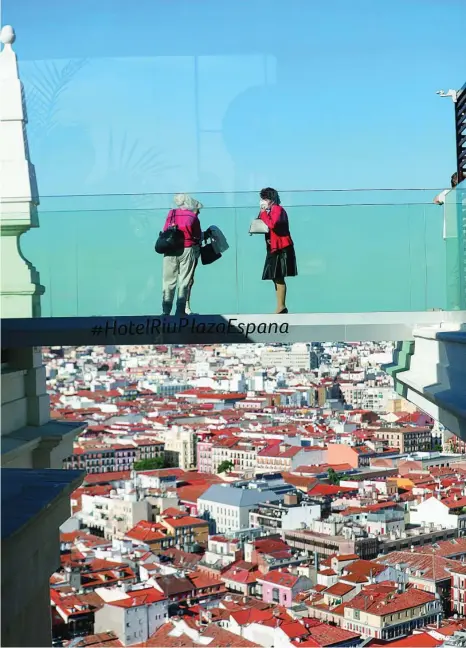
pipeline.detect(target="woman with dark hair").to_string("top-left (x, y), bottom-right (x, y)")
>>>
top-left (258, 187), bottom-right (297, 313)
top-left (433, 172), bottom-right (459, 240)
top-left (434, 172), bottom-right (458, 205)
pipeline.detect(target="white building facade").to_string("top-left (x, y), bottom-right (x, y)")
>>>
top-left (78, 490), bottom-right (150, 539)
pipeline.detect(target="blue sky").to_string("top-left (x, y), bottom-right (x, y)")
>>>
top-left (2, 0), bottom-right (465, 196)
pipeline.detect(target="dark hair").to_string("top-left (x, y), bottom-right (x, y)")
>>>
top-left (451, 172), bottom-right (458, 188)
top-left (260, 187), bottom-right (281, 205)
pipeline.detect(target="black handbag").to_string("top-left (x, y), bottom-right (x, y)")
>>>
top-left (155, 210), bottom-right (185, 255)
top-left (200, 235), bottom-right (221, 265)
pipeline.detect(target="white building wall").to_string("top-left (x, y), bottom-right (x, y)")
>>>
top-left (198, 499), bottom-right (250, 533)
top-left (260, 344), bottom-right (311, 371)
top-left (281, 504), bottom-right (321, 531)
top-left (163, 428), bottom-right (196, 470)
top-left (410, 497), bottom-right (463, 530)
top-left (78, 493), bottom-right (150, 538)
top-left (95, 597), bottom-right (168, 646)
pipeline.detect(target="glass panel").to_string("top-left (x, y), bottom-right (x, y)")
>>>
top-left (444, 185), bottom-right (464, 311)
top-left (17, 189), bottom-right (463, 317)
top-left (237, 202), bottom-right (445, 314)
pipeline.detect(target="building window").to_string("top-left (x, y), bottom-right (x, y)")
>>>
top-left (354, 610), bottom-right (360, 620)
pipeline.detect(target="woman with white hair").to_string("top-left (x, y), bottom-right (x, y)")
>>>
top-left (161, 193), bottom-right (204, 315)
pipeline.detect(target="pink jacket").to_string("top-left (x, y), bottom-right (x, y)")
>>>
top-left (163, 209), bottom-right (202, 248)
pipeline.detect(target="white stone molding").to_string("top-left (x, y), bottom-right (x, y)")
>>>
top-left (0, 25), bottom-right (43, 318)
top-left (393, 325), bottom-right (466, 442)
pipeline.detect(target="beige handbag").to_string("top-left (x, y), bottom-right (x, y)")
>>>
top-left (249, 216), bottom-right (269, 235)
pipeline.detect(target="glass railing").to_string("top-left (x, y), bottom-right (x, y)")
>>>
top-left (8, 186), bottom-right (466, 316)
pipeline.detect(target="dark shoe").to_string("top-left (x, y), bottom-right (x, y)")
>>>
top-left (279, 308), bottom-right (288, 314)
top-left (162, 301), bottom-right (173, 316)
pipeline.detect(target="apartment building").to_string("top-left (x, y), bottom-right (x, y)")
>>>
top-left (409, 496), bottom-right (466, 535)
top-left (159, 510), bottom-right (209, 548)
top-left (163, 428), bottom-right (197, 470)
top-left (197, 437), bottom-right (213, 473)
top-left (260, 343), bottom-right (311, 370)
top-left (78, 490), bottom-right (150, 539)
top-left (367, 509), bottom-right (406, 538)
top-left (198, 483), bottom-right (282, 533)
top-left (342, 585), bottom-right (442, 641)
top-left (450, 564), bottom-right (466, 616)
top-left (64, 445), bottom-right (116, 473)
top-left (374, 427), bottom-right (432, 453)
top-left (375, 551), bottom-right (458, 616)
top-left (133, 440), bottom-right (165, 463)
top-left (256, 443), bottom-right (310, 473)
top-left (257, 569), bottom-right (313, 608)
top-left (94, 586), bottom-right (168, 646)
top-left (387, 398), bottom-right (418, 414)
top-left (445, 434), bottom-right (466, 455)
top-left (284, 528), bottom-right (379, 561)
top-left (200, 536), bottom-right (241, 570)
top-left (125, 521), bottom-right (168, 551)
top-left (64, 440), bottom-right (164, 473)
top-left (249, 492), bottom-right (321, 532)
top-left (211, 438), bottom-right (262, 475)
top-left (340, 385), bottom-right (394, 411)
top-left (326, 443), bottom-right (370, 469)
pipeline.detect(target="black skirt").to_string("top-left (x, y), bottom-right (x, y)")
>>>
top-left (262, 245), bottom-right (298, 281)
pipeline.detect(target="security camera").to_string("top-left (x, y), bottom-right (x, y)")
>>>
top-left (436, 89), bottom-right (458, 102)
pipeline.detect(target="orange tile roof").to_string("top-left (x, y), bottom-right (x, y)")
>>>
top-left (416, 536), bottom-right (466, 557)
top-left (137, 622), bottom-right (260, 647)
top-left (257, 569), bottom-right (299, 588)
top-left (282, 473), bottom-right (319, 490)
top-left (125, 521), bottom-right (166, 543)
top-left (83, 471), bottom-right (131, 485)
top-left (303, 622), bottom-right (360, 646)
top-left (107, 587), bottom-right (166, 608)
top-left (346, 584), bottom-right (435, 615)
top-left (161, 507), bottom-right (189, 517)
top-left (163, 515), bottom-right (208, 529)
top-left (375, 551), bottom-right (462, 581)
top-left (222, 562), bottom-right (260, 585)
top-left (258, 444), bottom-right (303, 458)
top-left (324, 582), bottom-right (355, 597)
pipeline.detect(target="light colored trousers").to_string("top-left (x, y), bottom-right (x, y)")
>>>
top-left (162, 245), bottom-right (200, 315)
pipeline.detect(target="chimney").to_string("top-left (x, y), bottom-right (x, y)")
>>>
top-left (284, 493), bottom-right (298, 507)
top-left (69, 568), bottom-right (81, 591)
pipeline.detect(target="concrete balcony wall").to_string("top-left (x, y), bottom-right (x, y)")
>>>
top-left (386, 326), bottom-right (466, 442)
top-left (1, 368), bottom-right (28, 435)
top-left (1, 469), bottom-right (84, 647)
top-left (1, 347), bottom-right (86, 469)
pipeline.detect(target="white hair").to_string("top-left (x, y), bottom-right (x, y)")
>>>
top-left (173, 193), bottom-right (203, 212)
